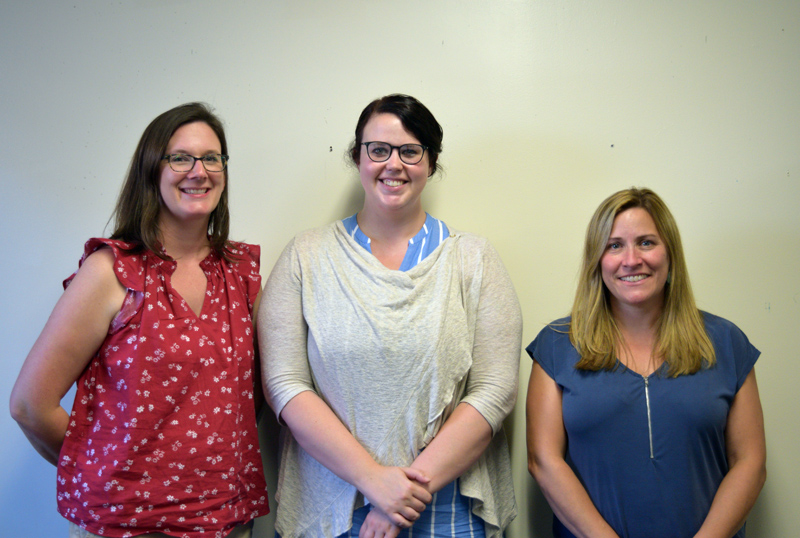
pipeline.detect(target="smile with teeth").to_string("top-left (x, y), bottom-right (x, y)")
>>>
top-left (620, 274), bottom-right (648, 282)
top-left (381, 179), bottom-right (406, 187)
top-left (181, 188), bottom-right (209, 194)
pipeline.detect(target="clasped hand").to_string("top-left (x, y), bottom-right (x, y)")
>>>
top-left (359, 466), bottom-right (431, 531)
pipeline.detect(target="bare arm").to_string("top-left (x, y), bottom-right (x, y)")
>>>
top-left (410, 403), bottom-right (492, 493)
top-left (693, 369), bottom-right (767, 538)
top-left (280, 391), bottom-right (432, 527)
top-left (526, 362), bottom-right (620, 538)
top-left (9, 249), bottom-right (126, 465)
top-left (355, 405), bottom-right (492, 538)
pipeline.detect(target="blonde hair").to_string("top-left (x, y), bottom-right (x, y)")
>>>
top-left (570, 187), bottom-right (715, 376)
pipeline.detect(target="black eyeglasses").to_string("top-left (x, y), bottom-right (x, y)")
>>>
top-left (163, 153), bottom-right (229, 172)
top-left (361, 142), bottom-right (427, 165)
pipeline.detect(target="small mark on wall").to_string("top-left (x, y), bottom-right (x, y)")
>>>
top-left (764, 302), bottom-right (771, 312)
top-left (329, 146), bottom-right (333, 152)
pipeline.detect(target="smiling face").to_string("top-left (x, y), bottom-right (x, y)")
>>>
top-left (158, 121), bottom-right (225, 229)
top-left (358, 113), bottom-right (430, 219)
top-left (601, 207), bottom-right (670, 317)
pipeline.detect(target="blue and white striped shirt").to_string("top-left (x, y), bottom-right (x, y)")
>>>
top-left (341, 213), bottom-right (450, 271)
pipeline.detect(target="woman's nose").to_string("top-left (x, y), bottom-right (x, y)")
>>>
top-left (385, 148), bottom-right (403, 168)
top-left (622, 248), bottom-right (641, 266)
top-left (186, 158), bottom-right (208, 178)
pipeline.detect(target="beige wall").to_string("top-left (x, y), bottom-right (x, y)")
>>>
top-left (2, 1), bottom-right (798, 536)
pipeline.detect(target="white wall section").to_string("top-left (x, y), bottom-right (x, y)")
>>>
top-left (1, 2), bottom-right (798, 536)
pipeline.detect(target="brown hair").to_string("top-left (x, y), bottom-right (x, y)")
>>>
top-left (110, 102), bottom-right (232, 259)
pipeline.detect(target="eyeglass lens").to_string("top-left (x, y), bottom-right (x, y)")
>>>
top-left (365, 142), bottom-right (425, 165)
top-left (167, 154), bottom-right (226, 172)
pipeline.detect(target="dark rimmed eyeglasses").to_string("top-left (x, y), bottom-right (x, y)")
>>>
top-left (163, 153), bottom-right (229, 172)
top-left (361, 142), bottom-right (427, 165)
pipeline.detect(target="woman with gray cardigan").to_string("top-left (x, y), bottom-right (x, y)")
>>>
top-left (258, 94), bottom-right (521, 538)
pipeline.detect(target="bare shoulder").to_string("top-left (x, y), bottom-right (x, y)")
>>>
top-left (11, 247), bottom-right (129, 419)
top-left (79, 246), bottom-right (117, 275)
top-left (71, 247), bottom-right (124, 289)
top-left (63, 247), bottom-right (127, 321)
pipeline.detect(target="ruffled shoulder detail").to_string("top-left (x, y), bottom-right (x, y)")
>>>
top-left (63, 238), bottom-right (147, 291)
top-left (226, 241), bottom-right (262, 312)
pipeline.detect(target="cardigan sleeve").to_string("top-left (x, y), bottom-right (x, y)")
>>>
top-left (258, 237), bottom-right (317, 420)
top-left (459, 239), bottom-right (522, 435)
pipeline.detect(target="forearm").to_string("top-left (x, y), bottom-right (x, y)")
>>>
top-left (10, 248), bottom-right (124, 466)
top-left (530, 456), bottom-right (619, 538)
top-left (526, 362), bottom-right (619, 538)
top-left (693, 459), bottom-right (767, 538)
top-left (694, 369), bottom-right (766, 538)
top-left (280, 389), bottom-right (431, 525)
top-left (280, 390), bottom-right (383, 491)
top-left (410, 403), bottom-right (492, 493)
top-left (10, 402), bottom-right (69, 466)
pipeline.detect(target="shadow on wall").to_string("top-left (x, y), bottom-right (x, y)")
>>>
top-left (524, 475), bottom-right (553, 538)
top-left (255, 406), bottom-right (281, 537)
top-left (503, 407), bottom-right (554, 538)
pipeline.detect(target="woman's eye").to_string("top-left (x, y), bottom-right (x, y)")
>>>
top-left (172, 154), bottom-right (193, 163)
top-left (371, 146), bottom-right (388, 156)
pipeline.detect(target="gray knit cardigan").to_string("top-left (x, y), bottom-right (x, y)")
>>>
top-left (259, 222), bottom-right (522, 538)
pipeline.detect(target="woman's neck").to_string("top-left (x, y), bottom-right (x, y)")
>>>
top-left (356, 206), bottom-right (426, 246)
top-left (355, 206), bottom-right (426, 270)
top-left (612, 303), bottom-right (664, 375)
top-left (158, 216), bottom-right (212, 261)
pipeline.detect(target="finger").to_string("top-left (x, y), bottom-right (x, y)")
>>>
top-left (401, 467), bottom-right (430, 484)
top-left (399, 505), bottom-right (424, 522)
top-left (389, 513), bottom-right (414, 529)
top-left (403, 496), bottom-right (427, 514)
top-left (409, 484), bottom-right (433, 504)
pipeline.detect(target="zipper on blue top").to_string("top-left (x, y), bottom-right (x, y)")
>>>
top-left (644, 376), bottom-right (654, 459)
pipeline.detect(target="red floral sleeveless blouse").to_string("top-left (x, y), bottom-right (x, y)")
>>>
top-left (57, 238), bottom-right (268, 538)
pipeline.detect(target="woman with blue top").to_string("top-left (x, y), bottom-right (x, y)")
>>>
top-left (526, 187), bottom-right (766, 538)
top-left (258, 94), bottom-right (521, 538)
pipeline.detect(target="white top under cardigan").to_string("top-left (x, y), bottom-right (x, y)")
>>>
top-left (260, 221), bottom-right (522, 538)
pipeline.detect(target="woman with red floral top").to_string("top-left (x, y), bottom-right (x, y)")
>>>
top-left (10, 102), bottom-right (268, 538)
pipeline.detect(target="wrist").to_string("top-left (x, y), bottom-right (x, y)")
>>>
top-left (353, 460), bottom-right (384, 500)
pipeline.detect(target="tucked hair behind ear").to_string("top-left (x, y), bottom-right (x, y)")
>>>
top-left (110, 102), bottom-right (232, 260)
top-left (570, 187), bottom-right (716, 377)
